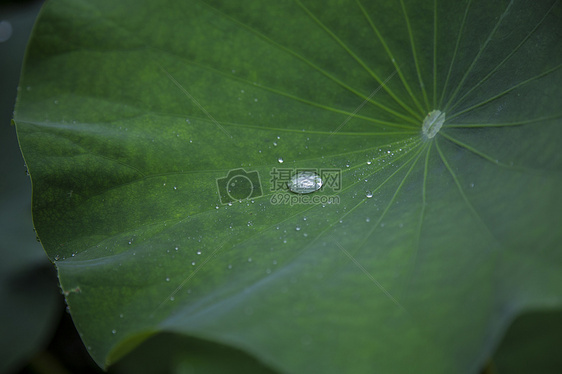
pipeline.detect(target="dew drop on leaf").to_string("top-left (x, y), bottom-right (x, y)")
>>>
top-left (288, 171), bottom-right (323, 194)
top-left (422, 110), bottom-right (446, 139)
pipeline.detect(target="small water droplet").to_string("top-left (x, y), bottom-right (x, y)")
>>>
top-left (173, 186), bottom-right (177, 190)
top-left (191, 261), bottom-right (196, 266)
top-left (278, 157), bottom-right (284, 163)
top-left (196, 250), bottom-right (201, 255)
top-left (119, 313), bottom-right (124, 318)
top-left (295, 225), bottom-right (301, 231)
top-left (111, 329), bottom-right (117, 335)
top-left (366, 161), bottom-right (372, 165)
top-left (165, 277), bottom-right (170, 282)
top-left (366, 217), bottom-right (370, 222)
top-left (248, 257), bottom-right (252, 262)
top-left (366, 191), bottom-right (373, 198)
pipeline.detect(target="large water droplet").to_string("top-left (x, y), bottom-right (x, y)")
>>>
top-left (422, 110), bottom-right (446, 139)
top-left (288, 171), bottom-right (323, 194)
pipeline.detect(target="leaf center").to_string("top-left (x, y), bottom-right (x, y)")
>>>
top-left (422, 110), bottom-right (445, 139)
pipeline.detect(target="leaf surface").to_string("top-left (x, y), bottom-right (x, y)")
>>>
top-left (14, 0), bottom-right (562, 372)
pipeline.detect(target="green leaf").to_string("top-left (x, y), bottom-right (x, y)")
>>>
top-left (14, 0), bottom-right (562, 372)
top-left (493, 310), bottom-right (562, 374)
